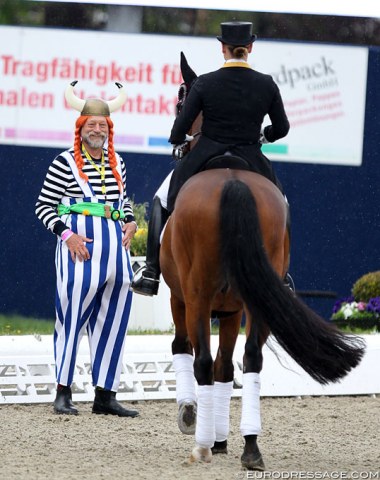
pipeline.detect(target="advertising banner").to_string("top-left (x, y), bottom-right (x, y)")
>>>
top-left (0, 26), bottom-right (368, 165)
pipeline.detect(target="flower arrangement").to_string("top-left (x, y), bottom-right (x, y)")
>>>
top-left (130, 201), bottom-right (148, 257)
top-left (331, 271), bottom-right (380, 332)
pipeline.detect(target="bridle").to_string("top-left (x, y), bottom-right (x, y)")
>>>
top-left (175, 81), bottom-right (202, 138)
top-left (172, 81), bottom-right (201, 161)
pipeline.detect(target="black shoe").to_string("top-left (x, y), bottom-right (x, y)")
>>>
top-left (131, 273), bottom-right (159, 296)
top-left (92, 388), bottom-right (139, 417)
top-left (53, 385), bottom-right (78, 415)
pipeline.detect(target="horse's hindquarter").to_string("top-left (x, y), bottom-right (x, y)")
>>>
top-left (178, 169), bottom-right (287, 266)
top-left (161, 168), bottom-right (288, 308)
top-left (161, 173), bottom-right (225, 303)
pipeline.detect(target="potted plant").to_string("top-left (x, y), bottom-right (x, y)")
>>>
top-left (331, 271), bottom-right (380, 332)
top-left (129, 201), bottom-right (148, 259)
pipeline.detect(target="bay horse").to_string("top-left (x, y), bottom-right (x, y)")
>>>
top-left (160, 53), bottom-right (365, 470)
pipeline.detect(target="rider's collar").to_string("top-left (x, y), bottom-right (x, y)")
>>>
top-left (222, 59), bottom-right (251, 68)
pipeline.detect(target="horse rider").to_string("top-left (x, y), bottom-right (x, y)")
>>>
top-left (36, 82), bottom-right (139, 417)
top-left (131, 21), bottom-right (291, 297)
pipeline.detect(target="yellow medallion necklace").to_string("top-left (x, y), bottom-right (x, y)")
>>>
top-left (82, 144), bottom-right (107, 195)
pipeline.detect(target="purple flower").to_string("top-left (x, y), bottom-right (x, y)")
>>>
top-left (366, 297), bottom-right (380, 314)
top-left (332, 296), bottom-right (354, 314)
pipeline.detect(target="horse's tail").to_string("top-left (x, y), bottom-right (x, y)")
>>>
top-left (219, 179), bottom-right (365, 384)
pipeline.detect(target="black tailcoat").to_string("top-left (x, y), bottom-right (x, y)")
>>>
top-left (167, 64), bottom-right (290, 212)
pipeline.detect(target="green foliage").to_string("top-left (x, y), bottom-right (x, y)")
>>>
top-left (142, 8), bottom-right (257, 36)
top-left (0, 315), bottom-right (54, 335)
top-left (0, 314), bottom-right (174, 335)
top-left (331, 310), bottom-right (379, 332)
top-left (334, 324), bottom-right (378, 335)
top-left (130, 201), bottom-right (148, 257)
top-left (352, 271), bottom-right (380, 302)
top-left (331, 271), bottom-right (380, 332)
top-left (131, 201), bottom-right (149, 227)
top-left (0, 0), bottom-right (44, 25)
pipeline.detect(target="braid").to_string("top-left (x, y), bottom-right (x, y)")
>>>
top-left (106, 117), bottom-right (123, 193)
top-left (74, 116), bottom-right (89, 183)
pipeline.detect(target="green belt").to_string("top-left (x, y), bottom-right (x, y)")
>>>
top-left (58, 202), bottom-right (125, 221)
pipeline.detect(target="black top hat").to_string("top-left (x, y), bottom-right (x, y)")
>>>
top-left (217, 21), bottom-right (257, 46)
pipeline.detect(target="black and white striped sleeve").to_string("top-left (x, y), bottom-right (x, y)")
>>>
top-left (35, 155), bottom-right (71, 236)
top-left (120, 156), bottom-right (136, 224)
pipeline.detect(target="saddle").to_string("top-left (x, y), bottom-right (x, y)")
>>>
top-left (201, 153), bottom-right (250, 172)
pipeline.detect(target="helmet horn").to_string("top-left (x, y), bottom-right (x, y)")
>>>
top-left (65, 81), bottom-right (127, 115)
top-left (64, 80), bottom-right (85, 112)
top-left (107, 82), bottom-right (127, 113)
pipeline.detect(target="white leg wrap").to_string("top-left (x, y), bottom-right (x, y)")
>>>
top-left (172, 354), bottom-right (196, 404)
top-left (240, 372), bottom-right (262, 437)
top-left (195, 385), bottom-right (216, 448)
top-left (214, 381), bottom-right (233, 442)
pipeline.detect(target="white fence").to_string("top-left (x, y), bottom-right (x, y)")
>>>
top-left (0, 334), bottom-right (379, 404)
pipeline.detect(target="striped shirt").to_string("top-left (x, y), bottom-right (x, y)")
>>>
top-left (35, 147), bottom-right (135, 236)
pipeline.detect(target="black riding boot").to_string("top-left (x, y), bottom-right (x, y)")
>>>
top-left (53, 385), bottom-right (78, 415)
top-left (131, 196), bottom-right (169, 296)
top-left (92, 387), bottom-right (139, 417)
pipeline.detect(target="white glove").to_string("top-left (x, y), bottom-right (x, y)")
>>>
top-left (172, 143), bottom-right (187, 160)
top-left (172, 135), bottom-right (194, 160)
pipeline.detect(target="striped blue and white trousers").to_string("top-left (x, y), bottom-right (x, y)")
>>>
top-left (54, 212), bottom-right (133, 391)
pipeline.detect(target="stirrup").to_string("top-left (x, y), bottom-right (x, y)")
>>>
top-left (131, 264), bottom-right (145, 278)
top-left (130, 268), bottom-right (160, 296)
top-left (131, 265), bottom-right (160, 284)
top-left (132, 264), bottom-right (160, 281)
top-left (284, 272), bottom-right (295, 292)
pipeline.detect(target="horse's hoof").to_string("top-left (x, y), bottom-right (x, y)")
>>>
top-left (177, 401), bottom-right (197, 435)
top-left (190, 446), bottom-right (212, 463)
top-left (212, 440), bottom-right (228, 454)
top-left (241, 451), bottom-right (265, 471)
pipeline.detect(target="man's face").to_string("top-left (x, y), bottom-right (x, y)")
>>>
top-left (81, 116), bottom-right (109, 149)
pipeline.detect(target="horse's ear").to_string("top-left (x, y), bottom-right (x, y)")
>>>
top-left (180, 51), bottom-right (198, 85)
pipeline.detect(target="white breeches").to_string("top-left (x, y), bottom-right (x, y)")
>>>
top-left (155, 170), bottom-right (173, 210)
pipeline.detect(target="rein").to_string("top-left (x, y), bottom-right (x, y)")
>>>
top-left (173, 82), bottom-right (201, 159)
top-left (191, 131), bottom-right (202, 139)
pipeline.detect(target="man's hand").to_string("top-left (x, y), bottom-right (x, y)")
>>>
top-left (122, 222), bottom-right (137, 250)
top-left (66, 233), bottom-right (93, 262)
